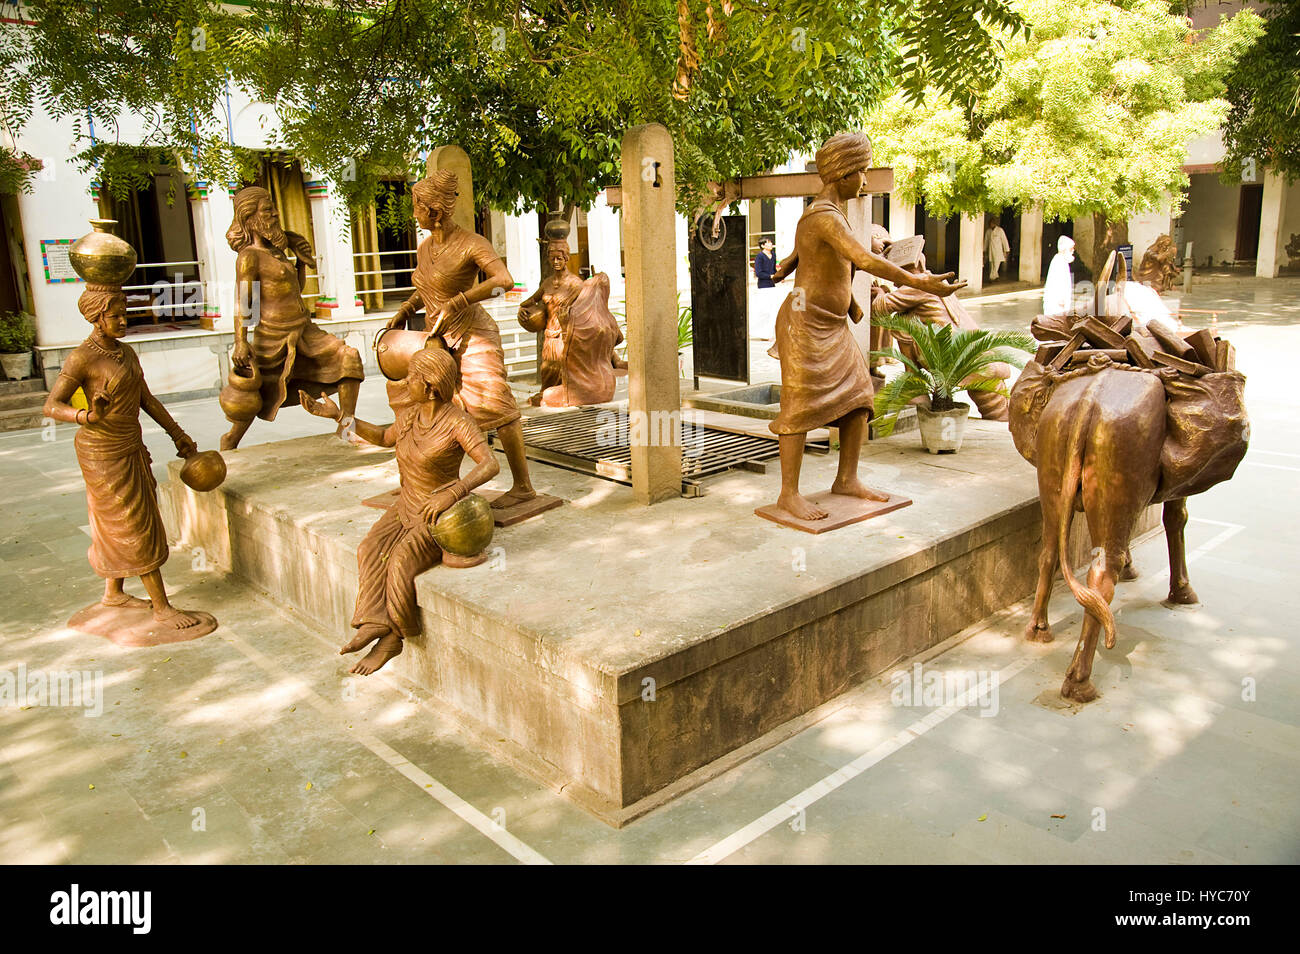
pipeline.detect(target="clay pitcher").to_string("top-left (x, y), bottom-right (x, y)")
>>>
top-left (219, 361), bottom-right (262, 423)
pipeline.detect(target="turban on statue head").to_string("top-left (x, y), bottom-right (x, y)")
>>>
top-left (815, 132), bottom-right (873, 185)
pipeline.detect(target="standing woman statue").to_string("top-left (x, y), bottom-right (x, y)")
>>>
top-left (44, 221), bottom-right (220, 643)
top-left (384, 170), bottom-right (537, 509)
top-left (299, 345), bottom-right (500, 675)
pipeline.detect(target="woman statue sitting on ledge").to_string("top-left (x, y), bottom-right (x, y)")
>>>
top-left (299, 344), bottom-right (499, 675)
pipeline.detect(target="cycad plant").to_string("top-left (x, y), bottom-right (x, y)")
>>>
top-left (869, 313), bottom-right (1034, 437)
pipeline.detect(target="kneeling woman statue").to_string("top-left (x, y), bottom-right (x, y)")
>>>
top-left (299, 345), bottom-right (499, 675)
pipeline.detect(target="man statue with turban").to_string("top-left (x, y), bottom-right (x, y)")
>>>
top-left (384, 170), bottom-right (537, 508)
top-left (768, 132), bottom-right (965, 522)
top-left (221, 186), bottom-right (365, 450)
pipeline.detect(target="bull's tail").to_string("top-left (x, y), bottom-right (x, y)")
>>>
top-left (1055, 383), bottom-right (1118, 650)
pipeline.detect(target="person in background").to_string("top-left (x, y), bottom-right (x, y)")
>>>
top-left (754, 238), bottom-right (777, 288)
top-left (1043, 235), bottom-right (1076, 316)
top-left (986, 217), bottom-right (1010, 282)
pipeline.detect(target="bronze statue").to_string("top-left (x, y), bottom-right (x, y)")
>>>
top-left (767, 132), bottom-right (964, 522)
top-left (1010, 318), bottom-right (1248, 703)
top-left (518, 238), bottom-right (626, 407)
top-left (871, 234), bottom-right (1011, 421)
top-left (220, 186), bottom-right (365, 450)
top-left (45, 221), bottom-right (221, 645)
top-left (1133, 234), bottom-right (1180, 293)
top-left (300, 344), bottom-right (500, 675)
top-left (384, 171), bottom-right (536, 509)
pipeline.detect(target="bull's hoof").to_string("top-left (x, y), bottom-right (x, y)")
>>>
top-left (1165, 584), bottom-right (1199, 606)
top-left (1060, 678), bottom-right (1099, 704)
top-left (1119, 563), bottom-right (1139, 582)
top-left (1025, 622), bottom-right (1054, 643)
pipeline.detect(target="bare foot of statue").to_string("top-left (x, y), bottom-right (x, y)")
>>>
top-left (102, 593), bottom-right (151, 610)
top-left (777, 491), bottom-right (829, 521)
top-left (153, 605), bottom-right (201, 629)
top-left (1166, 583), bottom-right (1199, 605)
top-left (528, 393), bottom-right (543, 407)
top-left (1024, 621), bottom-right (1054, 643)
top-left (340, 623), bottom-right (388, 655)
top-left (490, 485), bottom-right (538, 509)
top-left (830, 476), bottom-right (891, 502)
top-left (350, 632), bottom-right (403, 675)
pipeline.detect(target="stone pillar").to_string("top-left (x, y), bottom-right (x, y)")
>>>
top-left (425, 145), bottom-right (476, 235)
top-left (888, 192), bottom-right (915, 243)
top-left (621, 123), bottom-right (682, 505)
top-left (1257, 170), bottom-right (1290, 279)
top-left (958, 213), bottom-right (984, 293)
top-left (1019, 205), bottom-right (1043, 284)
top-left (188, 183), bottom-right (237, 330)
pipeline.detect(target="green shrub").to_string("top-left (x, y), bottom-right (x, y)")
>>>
top-left (0, 312), bottom-right (36, 353)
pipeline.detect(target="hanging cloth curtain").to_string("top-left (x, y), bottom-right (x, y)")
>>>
top-left (259, 156), bottom-right (318, 300)
top-left (351, 204), bottom-right (383, 311)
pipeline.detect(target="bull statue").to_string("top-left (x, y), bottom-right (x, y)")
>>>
top-left (1009, 349), bottom-right (1248, 703)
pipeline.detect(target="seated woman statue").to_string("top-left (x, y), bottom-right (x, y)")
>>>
top-left (298, 345), bottom-right (499, 675)
top-left (517, 238), bottom-right (625, 407)
top-left (43, 284), bottom-right (207, 631)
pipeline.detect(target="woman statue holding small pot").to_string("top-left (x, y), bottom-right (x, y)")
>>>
top-left (44, 283), bottom-right (210, 633)
top-left (299, 344), bottom-right (499, 675)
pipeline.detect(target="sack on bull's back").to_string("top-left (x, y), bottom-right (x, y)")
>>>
top-left (1008, 360), bottom-right (1054, 467)
top-left (1156, 370), bottom-right (1249, 502)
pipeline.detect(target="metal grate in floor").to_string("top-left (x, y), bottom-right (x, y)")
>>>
top-left (514, 407), bottom-right (828, 494)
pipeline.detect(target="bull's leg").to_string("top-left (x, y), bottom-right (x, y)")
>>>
top-left (1025, 511), bottom-right (1059, 643)
top-left (1061, 550), bottom-right (1121, 703)
top-left (1119, 547), bottom-right (1139, 581)
top-left (1163, 498), bottom-right (1199, 604)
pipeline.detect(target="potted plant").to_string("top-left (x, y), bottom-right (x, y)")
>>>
top-left (870, 313), bottom-right (1033, 454)
top-left (0, 311), bottom-right (36, 381)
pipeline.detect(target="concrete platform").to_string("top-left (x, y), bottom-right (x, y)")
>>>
top-left (160, 421), bottom-right (1154, 826)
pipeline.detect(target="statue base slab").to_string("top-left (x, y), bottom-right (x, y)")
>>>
top-left (67, 601), bottom-right (217, 648)
top-left (162, 428), bottom-right (1159, 827)
top-left (754, 490), bottom-right (913, 534)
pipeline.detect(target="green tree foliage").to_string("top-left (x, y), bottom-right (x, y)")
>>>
top-left (867, 0), bottom-right (1263, 222)
top-left (5, 0), bottom-right (1024, 215)
top-left (1221, 0), bottom-right (1300, 184)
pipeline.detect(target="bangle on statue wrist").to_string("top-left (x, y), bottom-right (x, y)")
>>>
top-left (451, 480), bottom-right (467, 501)
top-left (76, 409), bottom-right (87, 425)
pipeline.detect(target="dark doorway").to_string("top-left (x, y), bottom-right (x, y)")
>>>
top-left (0, 199), bottom-right (22, 315)
top-left (1235, 184), bottom-right (1264, 261)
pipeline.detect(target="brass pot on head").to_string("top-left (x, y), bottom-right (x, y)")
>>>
top-left (69, 219), bottom-right (137, 285)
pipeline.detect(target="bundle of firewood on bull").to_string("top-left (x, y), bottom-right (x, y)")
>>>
top-left (1006, 252), bottom-right (1249, 704)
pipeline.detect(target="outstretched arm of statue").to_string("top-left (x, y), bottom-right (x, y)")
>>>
top-left (141, 381), bottom-right (197, 458)
top-left (824, 218), bottom-right (966, 297)
top-left (773, 252), bottom-right (797, 282)
top-left (44, 362), bottom-right (90, 425)
top-left (387, 292), bottom-right (424, 331)
top-left (297, 391), bottom-right (394, 446)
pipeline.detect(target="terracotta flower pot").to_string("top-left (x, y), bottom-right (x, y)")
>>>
top-left (0, 351), bottom-right (32, 381)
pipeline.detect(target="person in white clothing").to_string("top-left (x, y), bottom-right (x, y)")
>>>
top-left (1043, 235), bottom-right (1075, 316)
top-left (986, 218), bottom-right (1010, 281)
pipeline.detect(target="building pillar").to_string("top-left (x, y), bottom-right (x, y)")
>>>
top-left (303, 178), bottom-right (363, 320)
top-left (888, 192), bottom-right (915, 243)
top-left (586, 191), bottom-right (623, 298)
top-left (504, 212), bottom-right (541, 294)
top-left (621, 123), bottom-right (682, 505)
top-left (958, 213), bottom-right (984, 294)
top-left (187, 182), bottom-right (236, 330)
top-left (1019, 205), bottom-right (1043, 284)
top-left (1257, 170), bottom-right (1289, 279)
